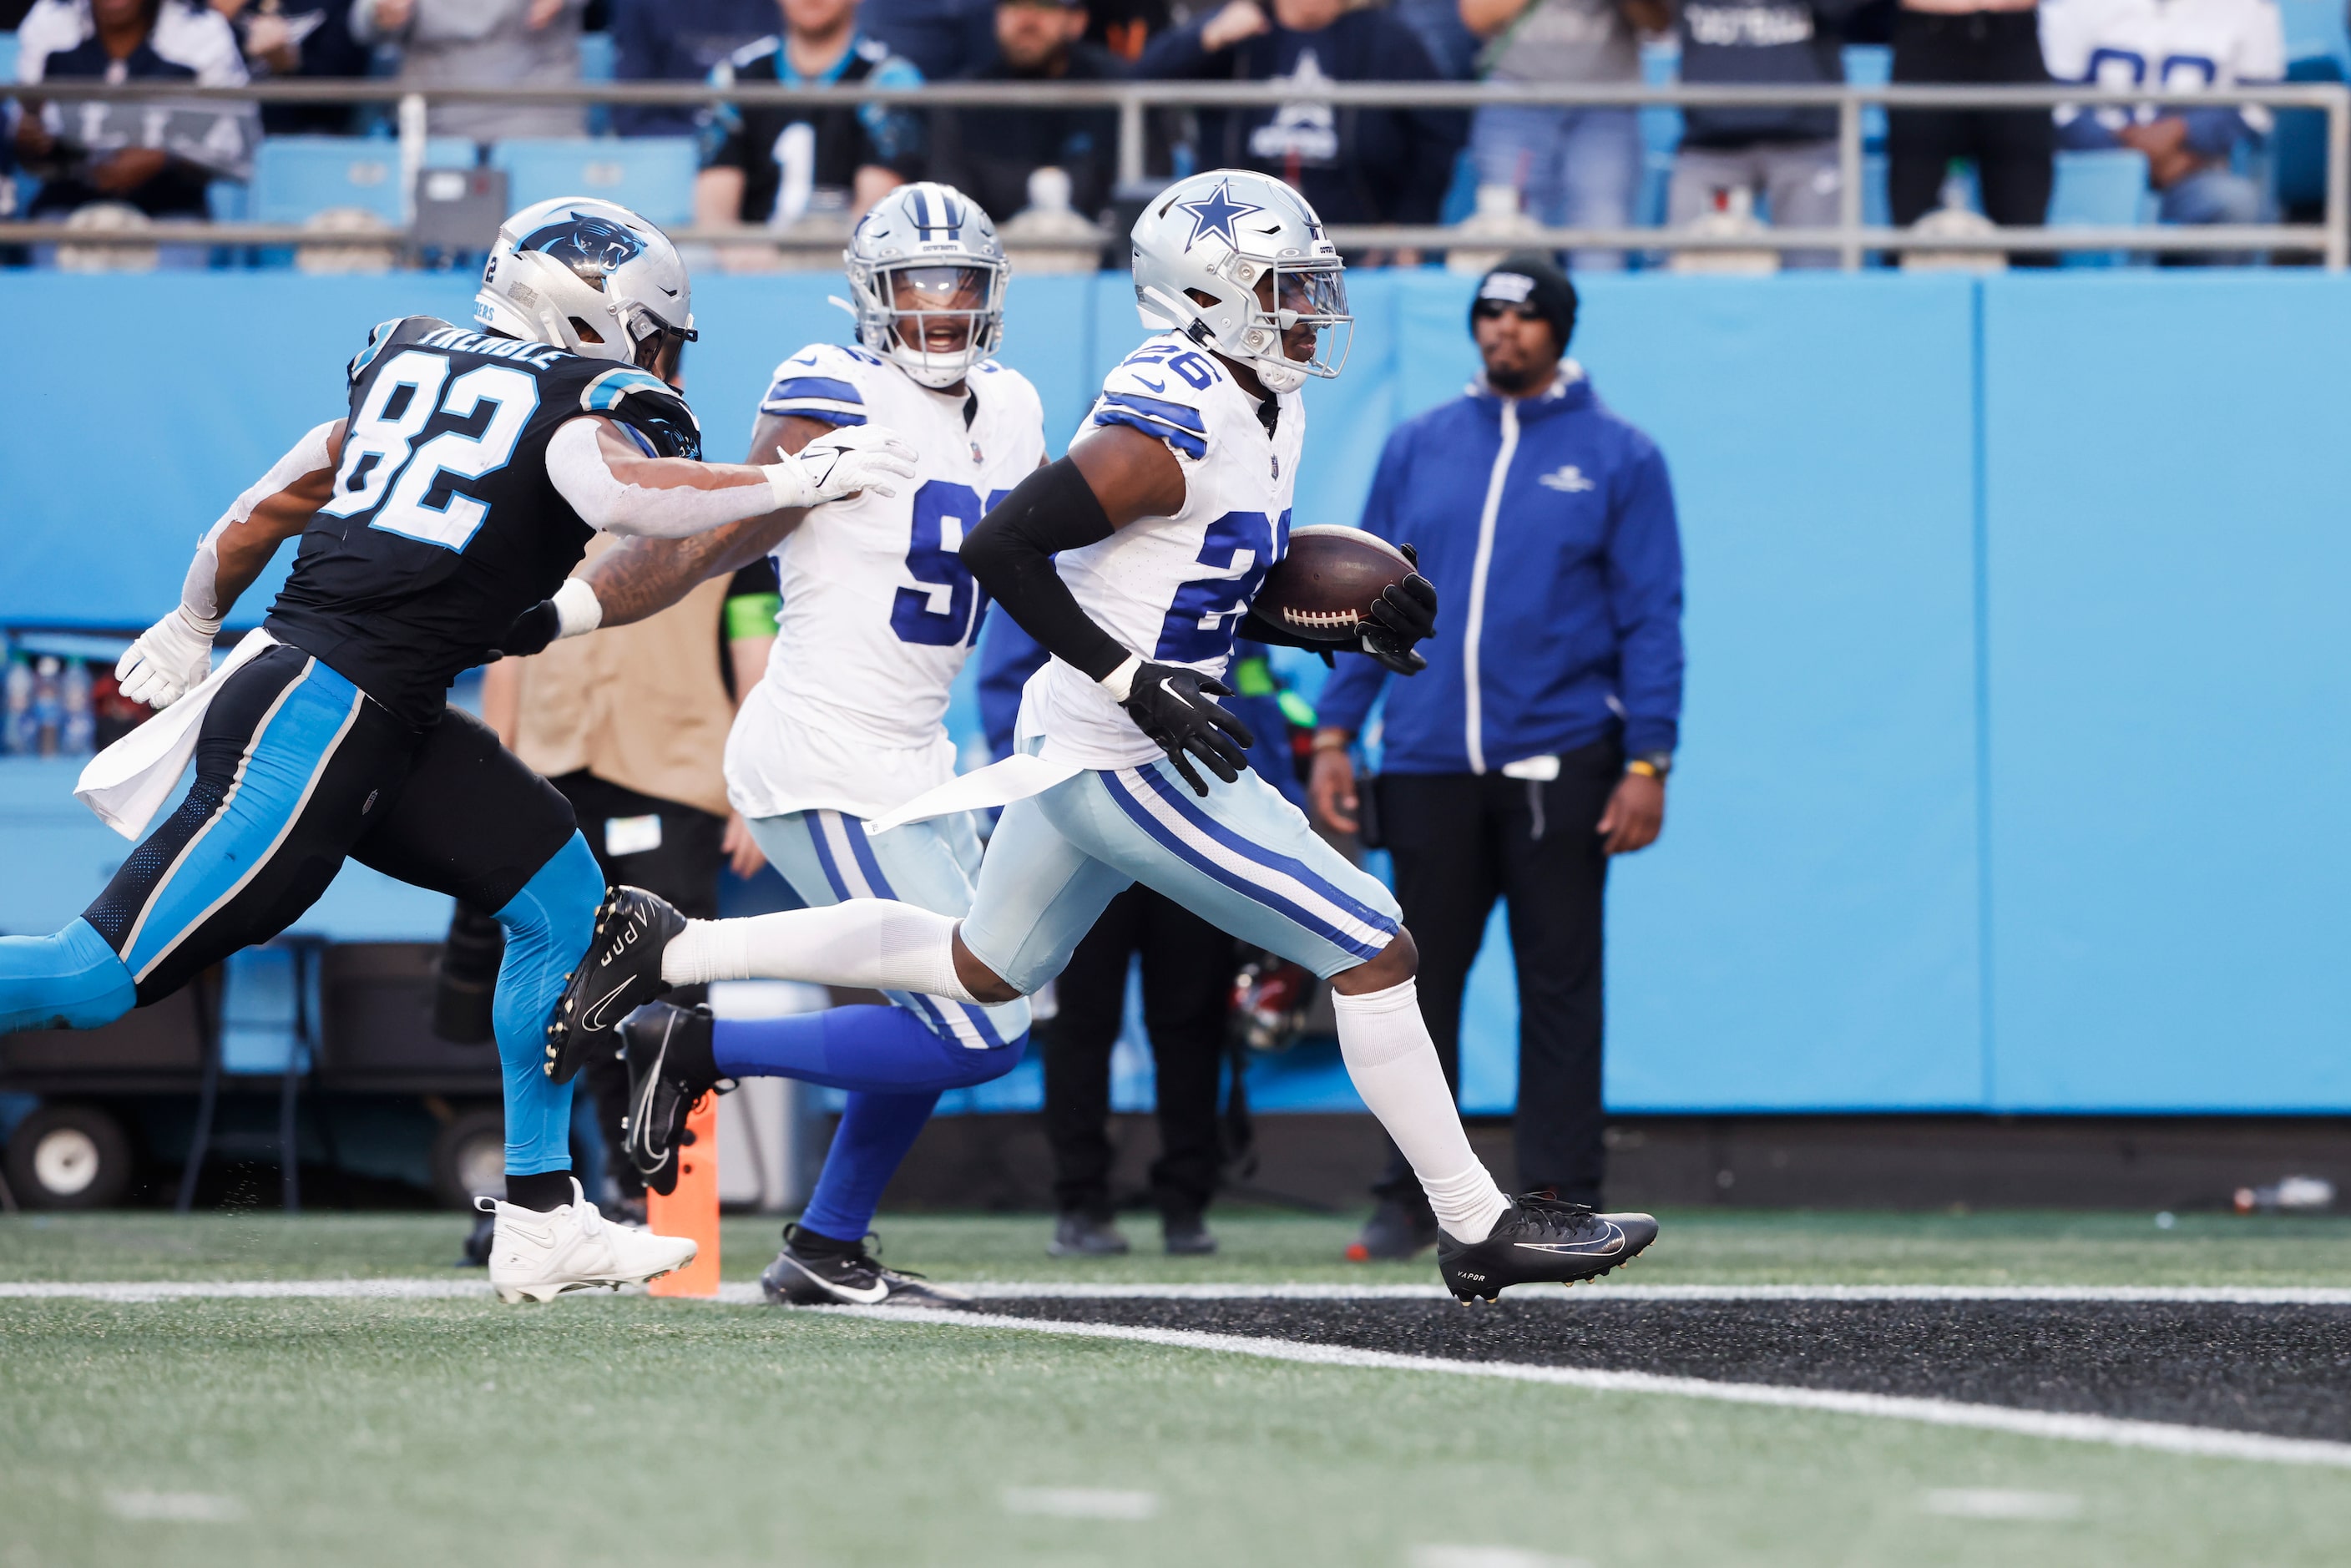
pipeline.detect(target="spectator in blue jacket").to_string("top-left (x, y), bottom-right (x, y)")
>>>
top-left (1310, 250), bottom-right (1682, 1257)
top-left (610, 0), bottom-right (779, 139)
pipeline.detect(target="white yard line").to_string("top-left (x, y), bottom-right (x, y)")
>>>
top-left (5, 1278), bottom-right (2351, 1305)
top-left (830, 1304), bottom-right (2351, 1470)
top-left (8, 1276), bottom-right (2350, 1465)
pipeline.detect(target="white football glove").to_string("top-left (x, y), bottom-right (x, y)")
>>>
top-left (762, 424), bottom-right (919, 510)
top-left (116, 608), bottom-right (220, 710)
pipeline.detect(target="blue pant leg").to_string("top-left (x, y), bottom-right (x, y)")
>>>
top-left (798, 1090), bottom-right (940, 1242)
top-left (0, 918), bottom-right (136, 1034)
top-left (491, 831), bottom-right (601, 1176)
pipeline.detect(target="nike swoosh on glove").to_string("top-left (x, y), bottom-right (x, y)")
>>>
top-left (115, 608), bottom-right (220, 709)
top-left (1119, 663), bottom-right (1257, 797)
top-left (1358, 544), bottom-right (1438, 677)
top-left (765, 425), bottom-right (920, 509)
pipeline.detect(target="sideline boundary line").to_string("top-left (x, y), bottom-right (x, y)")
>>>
top-left (831, 1304), bottom-right (2351, 1470)
top-left (7, 1279), bottom-right (2351, 1306)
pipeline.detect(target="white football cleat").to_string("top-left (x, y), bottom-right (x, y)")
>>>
top-left (478, 1179), bottom-right (697, 1304)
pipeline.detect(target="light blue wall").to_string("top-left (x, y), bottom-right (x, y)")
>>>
top-left (4, 269), bottom-right (2348, 1114)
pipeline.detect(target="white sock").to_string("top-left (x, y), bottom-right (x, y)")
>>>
top-left (1331, 979), bottom-right (1509, 1243)
top-left (658, 904), bottom-right (978, 1002)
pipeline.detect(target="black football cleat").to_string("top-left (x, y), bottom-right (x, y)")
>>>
top-left (544, 886), bottom-right (685, 1084)
top-left (1346, 1197), bottom-right (1442, 1262)
top-left (618, 1002), bottom-right (726, 1196)
top-left (1436, 1194), bottom-right (1658, 1302)
top-left (1047, 1211), bottom-right (1130, 1257)
top-left (759, 1225), bottom-right (971, 1308)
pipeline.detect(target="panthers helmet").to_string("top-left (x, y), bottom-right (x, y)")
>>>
top-left (844, 181), bottom-right (1009, 389)
top-left (475, 197), bottom-right (697, 374)
top-left (1130, 169), bottom-right (1350, 394)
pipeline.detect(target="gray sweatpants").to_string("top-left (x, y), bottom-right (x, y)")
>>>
top-left (1667, 141), bottom-right (1843, 269)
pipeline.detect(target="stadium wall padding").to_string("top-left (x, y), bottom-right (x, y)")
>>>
top-left (3, 269), bottom-right (2347, 1115)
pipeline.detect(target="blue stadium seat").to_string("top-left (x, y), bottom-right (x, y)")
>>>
top-left (579, 30), bottom-right (616, 136)
top-left (2277, 0), bottom-right (2351, 70)
top-left (0, 32), bottom-right (17, 85)
top-left (2273, 53), bottom-right (2341, 210)
top-left (2049, 147), bottom-right (2151, 267)
top-left (252, 136), bottom-right (474, 225)
top-left (490, 137), bottom-right (698, 228)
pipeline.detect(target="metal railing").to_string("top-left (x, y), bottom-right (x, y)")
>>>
top-left (8, 77), bottom-right (2346, 269)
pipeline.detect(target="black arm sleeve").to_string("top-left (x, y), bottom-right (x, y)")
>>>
top-left (960, 457), bottom-right (1130, 683)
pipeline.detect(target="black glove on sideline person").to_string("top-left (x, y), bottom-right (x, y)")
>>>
top-left (1120, 663), bottom-right (1256, 797)
top-left (1360, 544), bottom-right (1438, 676)
top-left (493, 598), bottom-right (562, 660)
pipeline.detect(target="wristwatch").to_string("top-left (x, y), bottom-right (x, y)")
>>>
top-left (1626, 751), bottom-right (1673, 781)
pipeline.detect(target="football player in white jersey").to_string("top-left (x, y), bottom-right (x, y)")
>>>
top-left (528, 183), bottom-right (1038, 1306)
top-left (557, 171), bottom-right (1660, 1302)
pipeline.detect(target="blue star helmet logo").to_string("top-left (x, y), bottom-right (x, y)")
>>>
top-left (1176, 179), bottom-right (1264, 252)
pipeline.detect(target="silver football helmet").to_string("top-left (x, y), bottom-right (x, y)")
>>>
top-left (1130, 169), bottom-right (1350, 394)
top-left (475, 196), bottom-right (697, 375)
top-left (844, 182), bottom-right (1009, 389)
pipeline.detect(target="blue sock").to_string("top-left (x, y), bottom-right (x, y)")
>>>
top-left (799, 1090), bottom-right (940, 1242)
top-left (491, 832), bottom-right (600, 1176)
top-left (715, 1004), bottom-right (1025, 1095)
top-left (0, 918), bottom-right (136, 1034)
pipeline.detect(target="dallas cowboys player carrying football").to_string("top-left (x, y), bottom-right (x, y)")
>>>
top-left (553, 172), bottom-right (1658, 1301)
top-left (0, 196), bottom-right (914, 1306)
top-left (520, 182), bottom-right (1040, 1307)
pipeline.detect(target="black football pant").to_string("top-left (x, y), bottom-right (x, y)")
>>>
top-left (1044, 885), bottom-right (1236, 1222)
top-left (548, 771), bottom-right (726, 1201)
top-left (1888, 9), bottom-right (2055, 255)
top-left (1371, 740), bottom-right (1620, 1209)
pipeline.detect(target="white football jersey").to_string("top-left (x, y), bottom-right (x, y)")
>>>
top-left (1018, 333), bottom-right (1305, 770)
top-left (725, 341), bottom-right (1047, 820)
top-left (2043, 0), bottom-right (2284, 136)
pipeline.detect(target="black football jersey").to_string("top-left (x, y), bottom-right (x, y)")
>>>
top-left (265, 316), bottom-right (702, 726)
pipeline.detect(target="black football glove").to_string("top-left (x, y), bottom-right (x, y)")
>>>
top-left (1120, 662), bottom-right (1257, 797)
top-left (1358, 544), bottom-right (1438, 676)
top-left (492, 598), bottom-right (563, 660)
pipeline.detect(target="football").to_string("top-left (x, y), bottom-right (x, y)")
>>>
top-left (1256, 525), bottom-right (1412, 644)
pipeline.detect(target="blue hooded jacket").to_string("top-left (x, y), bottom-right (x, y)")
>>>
top-left (1317, 363), bottom-right (1684, 774)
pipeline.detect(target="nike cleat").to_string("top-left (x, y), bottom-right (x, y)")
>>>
top-left (479, 1179), bottom-right (697, 1304)
top-left (619, 1002), bottom-right (727, 1196)
top-left (544, 885), bottom-right (685, 1084)
top-left (759, 1225), bottom-right (972, 1308)
top-left (1436, 1193), bottom-right (1658, 1302)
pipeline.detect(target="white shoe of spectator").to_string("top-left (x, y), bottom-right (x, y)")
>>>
top-left (479, 1179), bottom-right (696, 1304)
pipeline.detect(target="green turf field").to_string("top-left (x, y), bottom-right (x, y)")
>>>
top-left (5, 1209), bottom-right (2349, 1568)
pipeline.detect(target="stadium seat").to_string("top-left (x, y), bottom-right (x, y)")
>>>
top-left (579, 30), bottom-right (616, 136)
top-left (2277, 0), bottom-right (2351, 71)
top-left (252, 136), bottom-right (479, 226)
top-left (491, 137), bottom-right (698, 229)
top-left (2273, 53), bottom-right (2341, 211)
top-left (2049, 147), bottom-right (2151, 268)
top-left (0, 32), bottom-right (17, 86)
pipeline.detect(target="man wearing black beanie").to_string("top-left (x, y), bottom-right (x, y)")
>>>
top-left (1309, 251), bottom-right (1685, 1260)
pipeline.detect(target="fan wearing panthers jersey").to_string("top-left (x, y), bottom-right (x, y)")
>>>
top-left (526, 183), bottom-right (1040, 1307)
top-left (0, 197), bottom-right (915, 1306)
top-left (554, 171), bottom-right (1662, 1303)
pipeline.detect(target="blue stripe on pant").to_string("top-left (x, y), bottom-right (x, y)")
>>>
top-left (959, 755), bottom-right (1401, 997)
top-left (120, 656), bottom-right (365, 984)
top-left (740, 807), bottom-right (1030, 1242)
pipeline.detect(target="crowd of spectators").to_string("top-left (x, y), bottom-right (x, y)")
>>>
top-left (0, 0), bottom-right (2308, 268)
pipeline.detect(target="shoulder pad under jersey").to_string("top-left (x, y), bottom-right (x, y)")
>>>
top-left (580, 365), bottom-right (703, 461)
top-left (757, 341), bottom-right (887, 428)
top-left (1090, 338), bottom-right (1220, 463)
top-left (347, 316), bottom-right (449, 385)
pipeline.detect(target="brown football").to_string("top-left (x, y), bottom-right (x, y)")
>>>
top-left (1256, 525), bottom-right (1413, 644)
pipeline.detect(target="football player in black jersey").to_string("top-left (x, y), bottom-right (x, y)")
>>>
top-left (0, 197), bottom-right (917, 1303)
